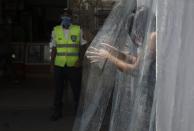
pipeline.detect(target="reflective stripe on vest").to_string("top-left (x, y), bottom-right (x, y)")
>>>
top-left (56, 52), bottom-right (80, 56)
top-left (53, 25), bottom-right (80, 67)
top-left (56, 44), bottom-right (80, 48)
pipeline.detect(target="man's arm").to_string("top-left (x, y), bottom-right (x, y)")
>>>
top-left (51, 47), bottom-right (56, 67)
top-left (108, 54), bottom-right (140, 72)
top-left (50, 31), bottom-right (57, 71)
top-left (75, 29), bottom-right (88, 67)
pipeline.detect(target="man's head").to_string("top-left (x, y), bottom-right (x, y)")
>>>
top-left (61, 8), bottom-right (73, 29)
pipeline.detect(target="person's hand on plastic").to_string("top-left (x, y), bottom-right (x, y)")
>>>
top-left (133, 55), bottom-right (140, 68)
top-left (99, 43), bottom-right (118, 52)
top-left (86, 46), bottom-right (110, 63)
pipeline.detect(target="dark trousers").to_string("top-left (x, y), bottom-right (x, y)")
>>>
top-left (53, 65), bottom-right (82, 111)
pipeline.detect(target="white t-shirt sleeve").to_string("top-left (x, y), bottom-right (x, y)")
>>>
top-left (63, 29), bottom-right (69, 39)
top-left (50, 30), bottom-right (56, 48)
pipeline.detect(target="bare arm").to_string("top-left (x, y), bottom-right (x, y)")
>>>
top-left (147, 32), bottom-right (156, 57)
top-left (114, 32), bottom-right (156, 72)
top-left (107, 53), bottom-right (140, 72)
top-left (87, 31), bottom-right (156, 72)
top-left (86, 47), bottom-right (140, 72)
top-left (99, 43), bottom-right (136, 63)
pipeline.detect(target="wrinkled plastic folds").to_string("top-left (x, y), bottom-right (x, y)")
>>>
top-left (73, 0), bottom-right (156, 131)
top-left (156, 0), bottom-right (194, 131)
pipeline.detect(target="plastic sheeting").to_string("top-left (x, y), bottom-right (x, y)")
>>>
top-left (73, 0), bottom-right (156, 131)
top-left (110, 3), bottom-right (156, 131)
top-left (156, 0), bottom-right (194, 131)
top-left (127, 2), bottom-right (156, 131)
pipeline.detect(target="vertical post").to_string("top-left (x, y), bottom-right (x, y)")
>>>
top-left (67, 0), bottom-right (70, 8)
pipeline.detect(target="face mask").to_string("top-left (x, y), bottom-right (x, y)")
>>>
top-left (61, 17), bottom-right (72, 28)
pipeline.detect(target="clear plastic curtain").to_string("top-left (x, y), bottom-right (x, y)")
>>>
top-left (109, 3), bottom-right (156, 131)
top-left (156, 0), bottom-right (194, 131)
top-left (125, 1), bottom-right (156, 131)
top-left (137, 0), bottom-right (152, 7)
top-left (73, 1), bottom-right (136, 131)
top-left (73, 0), bottom-right (156, 131)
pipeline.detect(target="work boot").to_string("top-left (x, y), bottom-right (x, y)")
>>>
top-left (50, 109), bottom-right (63, 121)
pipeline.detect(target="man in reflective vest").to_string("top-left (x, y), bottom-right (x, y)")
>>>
top-left (50, 9), bottom-right (87, 121)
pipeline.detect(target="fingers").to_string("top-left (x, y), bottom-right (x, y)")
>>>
top-left (86, 47), bottom-right (98, 55)
top-left (88, 47), bottom-right (99, 52)
top-left (87, 55), bottom-right (101, 59)
top-left (86, 51), bottom-right (99, 56)
top-left (87, 54), bottom-right (107, 63)
top-left (86, 51), bottom-right (106, 60)
top-left (90, 60), bottom-right (100, 63)
top-left (87, 55), bottom-right (106, 61)
top-left (86, 47), bottom-right (99, 55)
top-left (101, 43), bottom-right (112, 47)
top-left (87, 55), bottom-right (101, 61)
top-left (88, 43), bottom-right (118, 52)
top-left (86, 47), bottom-right (98, 53)
top-left (86, 48), bottom-right (108, 57)
top-left (100, 43), bottom-right (118, 51)
top-left (86, 46), bottom-right (109, 64)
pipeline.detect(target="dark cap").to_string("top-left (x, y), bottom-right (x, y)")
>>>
top-left (63, 8), bottom-right (72, 16)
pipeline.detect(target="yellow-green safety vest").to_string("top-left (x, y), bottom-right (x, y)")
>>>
top-left (53, 25), bottom-right (80, 67)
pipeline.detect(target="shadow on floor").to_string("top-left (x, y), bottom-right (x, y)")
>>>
top-left (0, 76), bottom-right (76, 131)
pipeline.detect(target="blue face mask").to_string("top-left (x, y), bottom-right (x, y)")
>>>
top-left (61, 17), bottom-right (72, 27)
